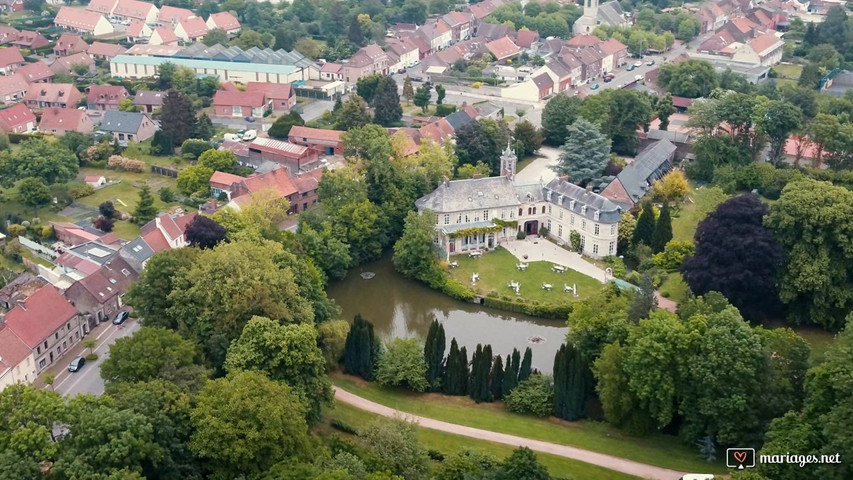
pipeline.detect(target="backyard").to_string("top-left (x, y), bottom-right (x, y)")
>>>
top-left (671, 185), bottom-right (729, 242)
top-left (331, 373), bottom-right (725, 474)
top-left (448, 247), bottom-right (602, 302)
top-left (323, 401), bottom-right (641, 480)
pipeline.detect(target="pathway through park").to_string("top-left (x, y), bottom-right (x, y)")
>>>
top-left (333, 386), bottom-right (690, 480)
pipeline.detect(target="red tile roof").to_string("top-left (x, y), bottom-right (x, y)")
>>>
top-left (55, 252), bottom-right (101, 275)
top-left (158, 5), bottom-right (194, 24)
top-left (87, 84), bottom-right (129, 105)
top-left (485, 36), bottom-right (521, 61)
top-left (142, 228), bottom-right (170, 253)
top-left (16, 61), bottom-right (54, 82)
top-left (152, 27), bottom-right (179, 44)
top-left (24, 83), bottom-right (80, 105)
top-left (0, 73), bottom-right (28, 99)
top-left (213, 89), bottom-right (266, 107)
top-left (87, 41), bottom-right (126, 57)
top-left (158, 213), bottom-right (182, 241)
top-left (566, 34), bottom-right (601, 47)
top-left (748, 31), bottom-right (782, 55)
top-left (55, 33), bottom-right (89, 54)
top-left (178, 16), bottom-right (208, 39)
top-left (210, 170), bottom-right (244, 188)
top-left (113, 0), bottom-right (156, 21)
top-left (52, 52), bottom-right (95, 73)
top-left (0, 47), bottom-right (24, 67)
top-left (208, 11), bottom-right (240, 31)
top-left (86, 0), bottom-right (117, 15)
top-left (72, 256), bottom-right (138, 303)
top-left (245, 82), bottom-right (292, 100)
top-left (0, 325), bottom-right (32, 372)
top-left (38, 107), bottom-right (91, 132)
top-left (126, 20), bottom-right (148, 38)
top-left (671, 96), bottom-right (692, 108)
top-left (515, 29), bottom-right (539, 48)
top-left (172, 211), bottom-right (197, 233)
top-left (599, 37), bottom-right (627, 55)
top-left (241, 167), bottom-right (297, 197)
top-left (4, 285), bottom-right (78, 349)
top-left (55, 6), bottom-right (108, 32)
top-left (288, 125), bottom-right (344, 143)
top-left (0, 103), bottom-right (35, 131)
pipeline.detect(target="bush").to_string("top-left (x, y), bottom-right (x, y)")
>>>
top-left (68, 183), bottom-right (95, 198)
top-left (539, 226), bottom-right (549, 237)
top-left (85, 353), bottom-right (99, 361)
top-left (516, 230), bottom-right (527, 240)
top-left (482, 297), bottom-right (572, 320)
top-left (330, 419), bottom-right (359, 436)
top-left (653, 240), bottom-right (695, 271)
top-left (427, 449), bottom-right (445, 461)
top-left (441, 278), bottom-right (476, 301)
top-left (435, 104), bottom-right (457, 117)
top-left (505, 375), bottom-right (554, 417)
top-left (107, 155), bottom-right (146, 172)
top-left (159, 186), bottom-right (175, 202)
top-left (6, 224), bottom-right (26, 238)
top-left (472, 82), bottom-right (483, 88)
top-left (601, 255), bottom-right (627, 278)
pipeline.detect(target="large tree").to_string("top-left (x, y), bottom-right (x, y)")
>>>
top-left (454, 118), bottom-right (509, 175)
top-left (682, 194), bottom-right (783, 321)
top-left (513, 119), bottom-right (543, 157)
top-left (360, 418), bottom-right (429, 480)
top-left (393, 210), bottom-right (445, 287)
top-left (372, 75), bottom-right (403, 126)
top-left (650, 204), bottom-right (672, 253)
top-left (190, 371), bottom-right (313, 480)
top-left (632, 202), bottom-right (656, 247)
top-left (0, 139), bottom-right (78, 186)
top-left (541, 92), bottom-right (582, 146)
top-left (375, 337), bottom-right (430, 392)
top-left (423, 319), bottom-right (446, 390)
top-left (657, 59), bottom-right (718, 98)
top-left (443, 338), bottom-right (468, 396)
top-left (133, 184), bottom-right (158, 224)
top-left (185, 215), bottom-right (226, 249)
top-left (160, 89), bottom-right (197, 147)
top-left (552, 342), bottom-right (588, 421)
top-left (267, 111), bottom-right (305, 139)
top-left (101, 326), bottom-right (208, 390)
top-left (125, 248), bottom-right (201, 329)
top-left (334, 94), bottom-right (372, 130)
top-left (757, 100), bottom-right (803, 165)
top-left (413, 83), bottom-right (432, 113)
top-left (553, 118), bottom-right (611, 186)
top-left (765, 179), bottom-right (853, 329)
top-left (224, 316), bottom-right (331, 424)
top-left (344, 314), bottom-right (381, 380)
top-left (16, 177), bottom-right (51, 216)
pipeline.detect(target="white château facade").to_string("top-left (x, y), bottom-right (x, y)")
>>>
top-left (415, 146), bottom-right (622, 260)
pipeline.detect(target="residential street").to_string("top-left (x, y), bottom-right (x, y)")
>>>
top-left (333, 386), bottom-right (690, 480)
top-left (48, 319), bottom-right (141, 397)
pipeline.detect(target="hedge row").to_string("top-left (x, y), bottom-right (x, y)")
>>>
top-left (483, 296), bottom-right (573, 320)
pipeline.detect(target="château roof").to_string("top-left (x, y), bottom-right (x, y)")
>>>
top-left (415, 176), bottom-right (522, 213)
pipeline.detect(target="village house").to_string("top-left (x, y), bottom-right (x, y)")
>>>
top-left (0, 25), bottom-right (19, 44)
top-left (288, 125), bottom-right (344, 156)
top-left (418, 21), bottom-right (453, 53)
top-left (24, 83), bottom-right (82, 109)
top-left (125, 20), bottom-right (153, 43)
top-left (485, 36), bottom-right (522, 63)
top-left (245, 82), bottom-right (295, 113)
top-left (54, 7), bottom-right (115, 37)
top-left (15, 61), bottom-right (54, 84)
top-left (385, 38), bottom-right (420, 71)
top-left (206, 11), bottom-right (241, 37)
top-left (86, 84), bottom-right (130, 110)
top-left (50, 52), bottom-right (96, 75)
top-left (86, 0), bottom-right (117, 16)
top-left (64, 255), bottom-right (138, 328)
top-left (10, 31), bottom-right (49, 50)
top-left (319, 62), bottom-right (344, 81)
top-left (99, 110), bottom-right (157, 142)
top-left (149, 26), bottom-right (179, 46)
top-left (0, 0), bottom-right (23, 13)
top-left (111, 0), bottom-right (159, 25)
top-left (157, 5), bottom-right (194, 26)
top-left (439, 11), bottom-right (474, 43)
top-left (4, 284), bottom-right (85, 371)
top-left (0, 47), bottom-right (25, 75)
top-left (342, 44), bottom-right (389, 83)
top-left (54, 33), bottom-right (89, 57)
top-left (132, 90), bottom-right (164, 112)
top-left (140, 211), bottom-right (197, 252)
top-left (0, 325), bottom-right (36, 390)
top-left (416, 145), bottom-right (621, 259)
top-left (38, 107), bottom-right (95, 135)
top-left (0, 73), bottom-right (28, 103)
top-left (212, 90), bottom-right (269, 118)
top-left (87, 41), bottom-right (127, 61)
top-left (0, 103), bottom-right (35, 133)
top-left (85, 174), bottom-right (106, 187)
top-left (600, 138), bottom-right (677, 209)
top-left (211, 166), bottom-right (323, 213)
top-left (174, 16), bottom-right (208, 43)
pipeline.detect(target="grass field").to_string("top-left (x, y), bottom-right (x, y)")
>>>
top-left (76, 169), bottom-right (178, 214)
top-left (671, 186), bottom-right (729, 242)
top-left (323, 402), bottom-right (642, 480)
top-left (331, 373), bottom-right (725, 474)
top-left (773, 63), bottom-right (803, 81)
top-left (658, 272), bottom-right (690, 304)
top-left (448, 247), bottom-right (601, 302)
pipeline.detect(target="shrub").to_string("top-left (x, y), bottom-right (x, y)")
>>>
top-left (505, 374), bottom-right (554, 417)
top-left (472, 82), bottom-right (483, 88)
top-left (653, 240), bottom-right (695, 271)
top-left (427, 449), bottom-right (445, 461)
top-left (435, 104), bottom-right (457, 117)
top-left (441, 278), bottom-right (476, 301)
top-left (85, 353), bottom-right (98, 361)
top-left (68, 184), bottom-right (95, 198)
top-left (539, 226), bottom-right (549, 237)
top-left (107, 155), bottom-right (146, 172)
top-left (569, 231), bottom-right (581, 251)
top-left (7, 224), bottom-right (26, 237)
top-left (602, 255), bottom-right (627, 278)
top-left (516, 230), bottom-right (527, 240)
top-left (330, 419), bottom-right (359, 436)
top-left (159, 186), bottom-right (175, 202)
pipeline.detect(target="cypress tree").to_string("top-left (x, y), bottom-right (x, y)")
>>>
top-left (343, 314), bottom-right (379, 381)
top-left (469, 344), bottom-right (484, 402)
top-left (424, 320), bottom-right (446, 391)
top-left (651, 204), bottom-right (672, 253)
top-left (553, 342), bottom-right (588, 421)
top-left (459, 346), bottom-right (469, 395)
top-left (490, 355), bottom-right (504, 401)
top-left (480, 345), bottom-right (494, 402)
top-left (501, 354), bottom-right (516, 397)
top-left (444, 338), bottom-right (467, 396)
top-left (519, 347), bottom-right (533, 382)
top-left (633, 202), bottom-right (656, 247)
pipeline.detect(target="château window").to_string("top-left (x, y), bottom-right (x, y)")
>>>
top-left (547, 220), bottom-right (552, 231)
top-left (444, 214), bottom-right (450, 225)
top-left (570, 214), bottom-right (574, 225)
top-left (582, 220), bottom-right (586, 230)
top-left (510, 210), bottom-right (515, 219)
top-left (465, 214), bottom-right (470, 222)
top-left (594, 224), bottom-right (600, 235)
top-left (593, 244), bottom-right (599, 255)
top-left (548, 205), bottom-right (552, 214)
top-left (559, 209), bottom-right (563, 219)
top-left (457, 214), bottom-right (462, 224)
top-left (501, 210), bottom-right (506, 219)
top-left (483, 210), bottom-right (489, 220)
top-left (611, 224), bottom-right (616, 235)
top-left (518, 208), bottom-right (523, 216)
top-left (558, 225), bottom-right (563, 237)
top-left (609, 241), bottom-right (615, 255)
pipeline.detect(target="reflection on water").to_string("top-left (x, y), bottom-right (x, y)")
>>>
top-left (327, 255), bottom-right (568, 374)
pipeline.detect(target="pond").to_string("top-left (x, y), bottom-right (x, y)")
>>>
top-left (327, 255), bottom-right (568, 374)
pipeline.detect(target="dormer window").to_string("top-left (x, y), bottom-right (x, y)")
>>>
top-left (546, 191), bottom-right (552, 201)
top-left (581, 205), bottom-right (587, 215)
top-left (594, 211), bottom-right (600, 221)
top-left (569, 200), bottom-right (576, 210)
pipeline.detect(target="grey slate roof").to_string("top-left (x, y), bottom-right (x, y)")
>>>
top-left (544, 178), bottom-right (622, 223)
top-left (444, 110), bottom-right (475, 131)
top-left (532, 73), bottom-right (553, 89)
top-left (476, 23), bottom-right (512, 41)
top-left (100, 111), bottom-right (148, 134)
top-left (415, 176), bottom-right (522, 213)
top-left (598, 1), bottom-right (627, 27)
top-left (615, 139), bottom-right (676, 204)
top-left (119, 236), bottom-right (154, 268)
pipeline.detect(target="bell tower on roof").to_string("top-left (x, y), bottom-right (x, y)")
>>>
top-left (500, 142), bottom-right (517, 182)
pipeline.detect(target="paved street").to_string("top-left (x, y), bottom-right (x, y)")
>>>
top-left (49, 319), bottom-right (141, 397)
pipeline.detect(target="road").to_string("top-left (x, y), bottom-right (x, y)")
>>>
top-left (334, 386), bottom-right (691, 480)
top-left (52, 319), bottom-right (141, 397)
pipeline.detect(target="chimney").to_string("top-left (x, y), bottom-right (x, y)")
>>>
top-left (443, 175), bottom-right (449, 187)
top-left (586, 184), bottom-right (593, 192)
top-left (558, 174), bottom-right (568, 182)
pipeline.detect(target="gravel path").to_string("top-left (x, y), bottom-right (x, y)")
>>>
top-left (334, 386), bottom-right (689, 480)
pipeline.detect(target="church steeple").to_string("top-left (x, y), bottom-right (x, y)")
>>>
top-left (500, 141), bottom-right (517, 182)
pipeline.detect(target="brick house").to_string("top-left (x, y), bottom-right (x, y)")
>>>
top-left (23, 83), bottom-right (82, 109)
top-left (99, 110), bottom-right (158, 142)
top-left (86, 84), bottom-right (129, 110)
top-left (245, 82), bottom-right (295, 113)
top-left (54, 33), bottom-right (89, 57)
top-left (0, 103), bottom-right (36, 134)
top-left (288, 125), bottom-right (344, 156)
top-left (343, 44), bottom-right (389, 83)
top-left (212, 90), bottom-right (269, 118)
top-left (5, 284), bottom-right (85, 371)
top-left (64, 255), bottom-right (137, 327)
top-left (38, 108), bottom-right (95, 135)
top-left (246, 137), bottom-right (319, 173)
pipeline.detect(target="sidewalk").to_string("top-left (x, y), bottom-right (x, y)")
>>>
top-left (502, 238), bottom-right (609, 283)
top-left (33, 320), bottom-right (116, 389)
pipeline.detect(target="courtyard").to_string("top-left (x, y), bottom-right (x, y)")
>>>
top-left (448, 245), bottom-right (603, 303)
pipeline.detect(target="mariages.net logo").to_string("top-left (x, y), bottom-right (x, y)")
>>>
top-left (727, 448), bottom-right (842, 469)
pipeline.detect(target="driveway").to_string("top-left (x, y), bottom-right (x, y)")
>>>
top-left (502, 238), bottom-right (609, 284)
top-left (514, 146), bottom-right (561, 185)
top-left (334, 386), bottom-right (689, 480)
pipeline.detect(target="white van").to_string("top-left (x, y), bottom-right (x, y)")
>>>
top-left (223, 133), bottom-right (241, 142)
top-left (241, 130), bottom-right (257, 142)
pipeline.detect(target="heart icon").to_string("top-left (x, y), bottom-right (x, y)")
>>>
top-left (734, 451), bottom-right (747, 464)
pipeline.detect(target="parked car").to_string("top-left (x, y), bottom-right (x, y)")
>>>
top-left (590, 83), bottom-right (600, 90)
top-left (633, 61), bottom-right (642, 68)
top-left (626, 64), bottom-right (635, 72)
top-left (68, 356), bottom-right (86, 373)
top-left (112, 310), bottom-right (129, 325)
top-left (242, 129), bottom-right (257, 141)
top-left (603, 73), bottom-right (615, 82)
top-left (397, 68), bottom-right (406, 74)
top-left (223, 133), bottom-right (241, 142)
top-left (646, 59), bottom-right (655, 66)
top-left (245, 116), bottom-right (256, 123)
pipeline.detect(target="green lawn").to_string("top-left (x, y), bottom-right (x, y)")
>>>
top-left (671, 186), bottom-right (729, 242)
top-left (790, 326), bottom-right (836, 365)
top-left (773, 63), bottom-right (803, 81)
top-left (331, 374), bottom-right (725, 474)
top-left (448, 247), bottom-right (602, 302)
top-left (76, 170), bottom-right (178, 215)
top-left (110, 220), bottom-right (141, 241)
top-left (324, 402), bottom-right (641, 480)
top-left (659, 272), bottom-right (690, 304)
